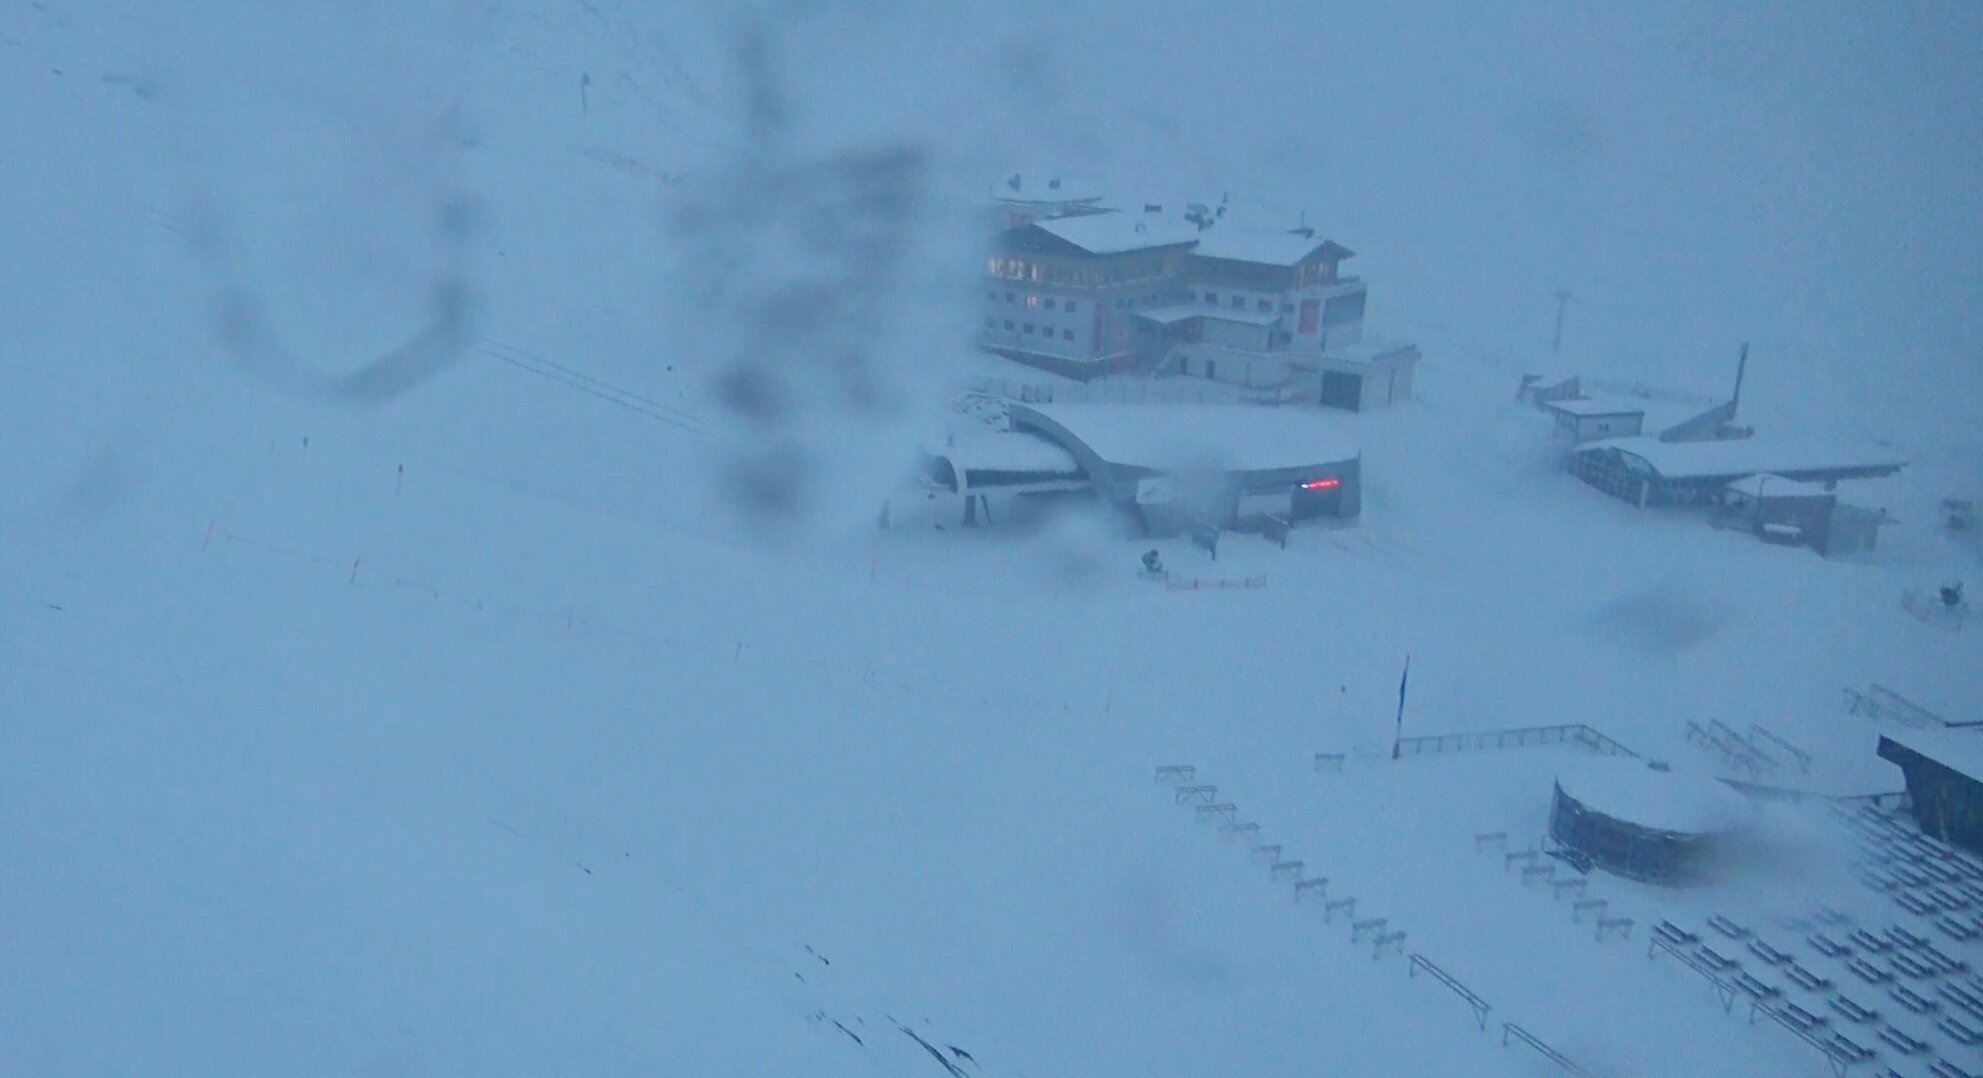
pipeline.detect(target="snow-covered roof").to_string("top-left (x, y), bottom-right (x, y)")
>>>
top-left (1522, 371), bottom-right (1580, 388)
top-left (1724, 474), bottom-right (1833, 500)
top-left (933, 433), bottom-right (1081, 475)
top-left (1131, 305), bottom-right (1205, 327)
top-left (1032, 212), bottom-right (1200, 255)
top-left (1014, 403), bottom-right (1359, 473)
top-left (1542, 396), bottom-right (1723, 436)
top-left (1881, 726), bottom-right (1983, 784)
top-left (1323, 340), bottom-right (1419, 366)
top-left (1135, 303), bottom-right (1279, 327)
top-left (1555, 759), bottom-right (1751, 834)
top-left (1581, 436), bottom-right (1908, 481)
top-left (1190, 228), bottom-right (1346, 267)
top-left (1543, 395), bottom-right (1649, 418)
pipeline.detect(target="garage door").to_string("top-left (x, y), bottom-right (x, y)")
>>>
top-left (1320, 370), bottom-right (1363, 411)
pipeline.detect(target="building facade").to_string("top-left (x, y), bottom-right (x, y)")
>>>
top-left (981, 212), bottom-right (1199, 378)
top-left (978, 197), bottom-right (1408, 406)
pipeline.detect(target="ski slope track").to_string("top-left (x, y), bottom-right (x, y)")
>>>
top-left (2, 2), bottom-right (1979, 1076)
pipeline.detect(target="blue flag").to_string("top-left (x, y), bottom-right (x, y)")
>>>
top-left (1391, 655), bottom-right (1410, 759)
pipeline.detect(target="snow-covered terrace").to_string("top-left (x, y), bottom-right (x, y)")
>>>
top-left (1190, 227), bottom-right (1352, 267)
top-left (1135, 302), bottom-right (1280, 328)
top-left (1033, 211), bottom-right (1201, 255)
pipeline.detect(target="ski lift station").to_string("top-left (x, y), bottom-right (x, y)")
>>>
top-left (909, 403), bottom-right (1360, 535)
top-left (1878, 726), bottom-right (1983, 855)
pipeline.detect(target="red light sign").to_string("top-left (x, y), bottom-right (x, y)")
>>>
top-left (1300, 478), bottom-right (1342, 491)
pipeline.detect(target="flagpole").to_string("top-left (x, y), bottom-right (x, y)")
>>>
top-left (1391, 654), bottom-right (1411, 760)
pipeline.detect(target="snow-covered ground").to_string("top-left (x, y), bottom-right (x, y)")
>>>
top-left (3, 3), bottom-right (1979, 1076)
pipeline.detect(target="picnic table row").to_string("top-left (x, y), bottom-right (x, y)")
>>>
top-left (1653, 917), bottom-right (1983, 1074)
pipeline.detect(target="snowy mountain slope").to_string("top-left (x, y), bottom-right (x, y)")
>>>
top-left (3, 3), bottom-right (1980, 1077)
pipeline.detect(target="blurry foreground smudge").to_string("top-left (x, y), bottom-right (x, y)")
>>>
top-left (201, 192), bottom-right (486, 406)
top-left (672, 16), bottom-right (937, 537)
top-left (45, 445), bottom-right (139, 527)
top-left (210, 275), bottom-right (479, 405)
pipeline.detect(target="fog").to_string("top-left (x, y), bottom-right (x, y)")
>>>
top-left (2, 3), bottom-right (1979, 1076)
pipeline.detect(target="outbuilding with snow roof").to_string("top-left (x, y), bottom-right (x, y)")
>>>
top-left (1569, 435), bottom-right (1907, 507)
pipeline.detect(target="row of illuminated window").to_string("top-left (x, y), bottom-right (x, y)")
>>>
top-left (987, 256), bottom-right (1179, 288)
top-left (986, 317), bottom-right (1078, 342)
top-left (989, 290), bottom-right (1172, 312)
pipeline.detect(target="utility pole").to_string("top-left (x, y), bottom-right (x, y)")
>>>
top-left (1551, 289), bottom-right (1573, 354)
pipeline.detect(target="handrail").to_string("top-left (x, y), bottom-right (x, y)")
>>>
top-left (1409, 954), bottom-right (1490, 1029)
top-left (1846, 684), bottom-right (1948, 729)
top-left (1746, 999), bottom-right (1866, 1076)
top-left (1392, 723), bottom-right (1639, 760)
top-left (1748, 724), bottom-right (1812, 773)
top-left (1709, 719), bottom-right (1777, 769)
top-left (1500, 1023), bottom-right (1589, 1076)
top-left (1647, 936), bottom-right (1737, 1012)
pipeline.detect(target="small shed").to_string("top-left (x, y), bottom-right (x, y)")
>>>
top-left (1310, 341), bottom-right (1419, 411)
top-left (1540, 395), bottom-right (1735, 445)
top-left (1878, 727), bottom-right (1983, 855)
top-left (1517, 372), bottom-right (1582, 405)
top-left (1540, 396), bottom-right (1648, 443)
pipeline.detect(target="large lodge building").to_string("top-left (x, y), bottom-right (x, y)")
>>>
top-left (977, 176), bottom-right (1414, 411)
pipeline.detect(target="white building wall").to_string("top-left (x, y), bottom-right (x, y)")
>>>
top-left (981, 287), bottom-right (1100, 360)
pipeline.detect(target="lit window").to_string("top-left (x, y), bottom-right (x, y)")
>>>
top-left (1026, 295), bottom-right (1040, 309)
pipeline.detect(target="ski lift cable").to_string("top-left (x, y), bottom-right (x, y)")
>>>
top-left (474, 340), bottom-right (708, 436)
